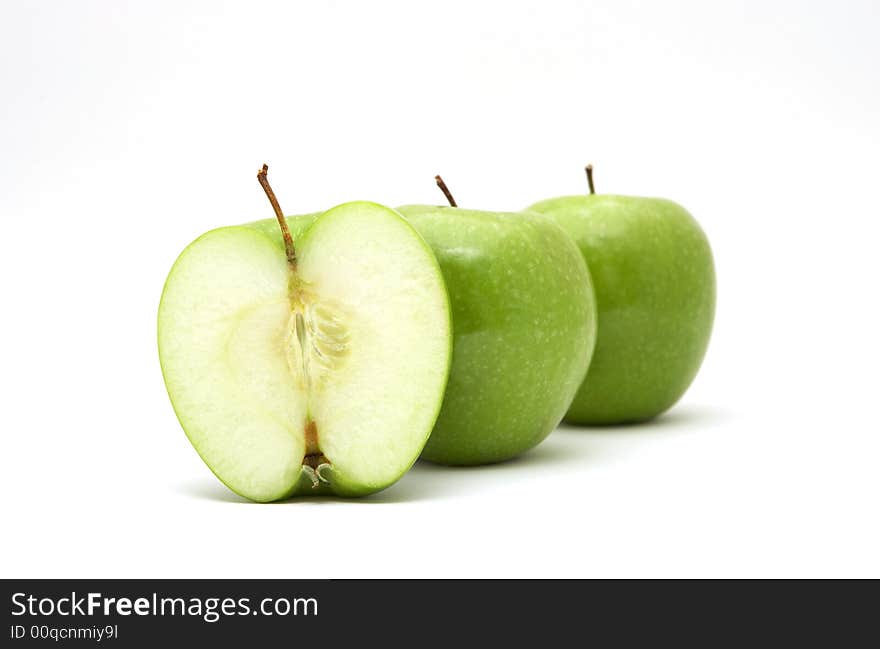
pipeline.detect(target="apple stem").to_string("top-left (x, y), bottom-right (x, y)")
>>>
top-left (257, 164), bottom-right (297, 270)
top-left (585, 164), bottom-right (596, 195)
top-left (434, 175), bottom-right (457, 207)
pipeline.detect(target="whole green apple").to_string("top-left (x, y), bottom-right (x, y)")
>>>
top-left (527, 166), bottom-right (715, 424)
top-left (158, 167), bottom-right (452, 500)
top-left (386, 178), bottom-right (597, 465)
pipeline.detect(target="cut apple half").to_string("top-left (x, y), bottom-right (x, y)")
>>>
top-left (158, 169), bottom-right (452, 501)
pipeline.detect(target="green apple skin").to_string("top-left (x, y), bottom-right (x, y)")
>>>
top-left (527, 195), bottom-right (715, 424)
top-left (389, 205), bottom-right (598, 465)
top-left (244, 212), bottom-right (319, 242)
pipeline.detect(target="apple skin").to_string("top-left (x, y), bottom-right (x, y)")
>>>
top-left (526, 195), bottom-right (715, 424)
top-left (393, 205), bottom-right (598, 465)
top-left (244, 212), bottom-right (320, 244)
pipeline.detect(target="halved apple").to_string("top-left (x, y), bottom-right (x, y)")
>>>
top-left (158, 170), bottom-right (452, 501)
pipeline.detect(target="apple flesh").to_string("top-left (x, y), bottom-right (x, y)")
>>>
top-left (393, 205), bottom-right (598, 465)
top-left (527, 194), bottom-right (715, 424)
top-left (158, 201), bottom-right (452, 500)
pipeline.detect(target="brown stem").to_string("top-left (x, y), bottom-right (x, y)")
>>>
top-left (257, 164), bottom-right (296, 269)
top-left (434, 175), bottom-right (457, 207)
top-left (585, 164), bottom-right (595, 195)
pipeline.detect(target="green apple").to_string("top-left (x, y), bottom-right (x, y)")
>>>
top-left (384, 177), bottom-right (597, 465)
top-left (527, 166), bottom-right (715, 424)
top-left (158, 166), bottom-right (452, 501)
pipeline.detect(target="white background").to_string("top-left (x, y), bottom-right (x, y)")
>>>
top-left (1, 0), bottom-right (878, 578)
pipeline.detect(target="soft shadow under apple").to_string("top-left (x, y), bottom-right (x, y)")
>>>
top-left (556, 405), bottom-right (730, 435)
top-left (175, 406), bottom-right (726, 504)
